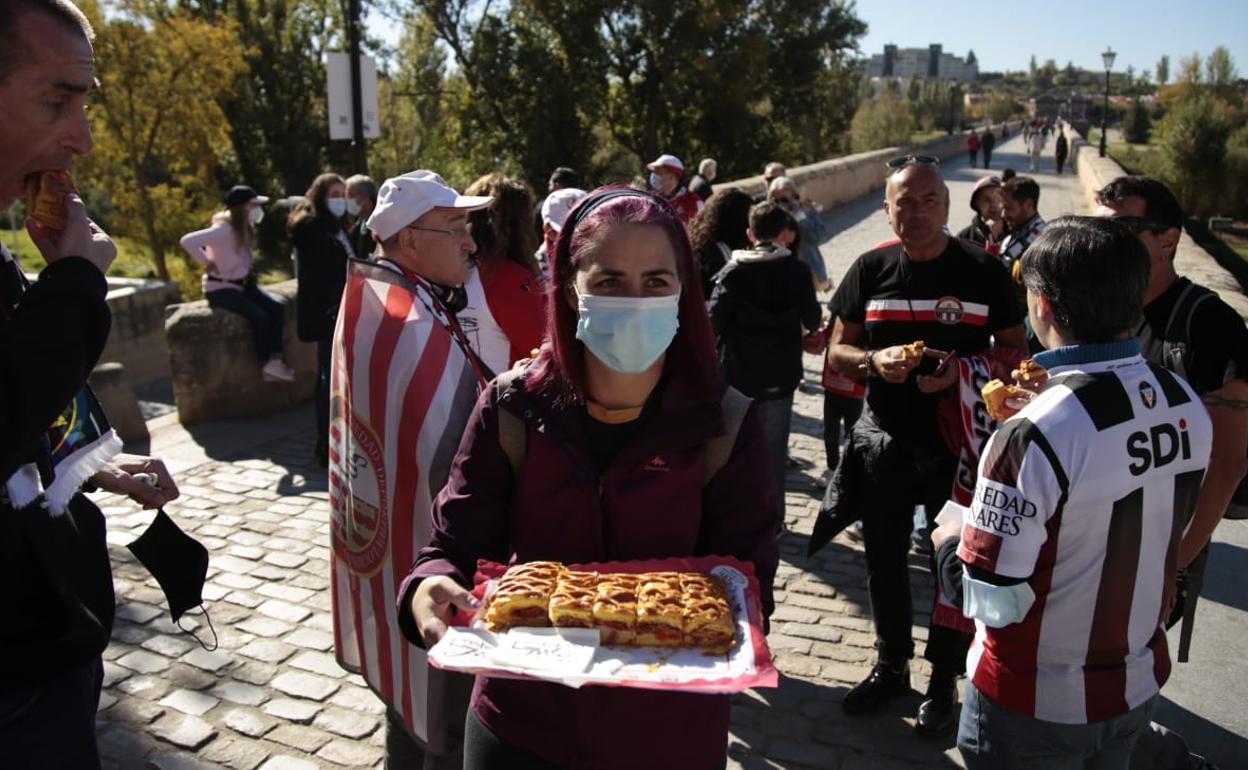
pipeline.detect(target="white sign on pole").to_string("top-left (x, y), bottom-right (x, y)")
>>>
top-left (327, 52), bottom-right (380, 140)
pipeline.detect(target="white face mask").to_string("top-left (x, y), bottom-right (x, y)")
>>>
top-left (327, 198), bottom-right (348, 218)
top-left (248, 207), bottom-right (265, 225)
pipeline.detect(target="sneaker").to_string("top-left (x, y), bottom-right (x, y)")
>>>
top-left (915, 673), bottom-right (959, 738)
top-left (842, 662), bottom-right (911, 715)
top-left (845, 520), bottom-right (864, 543)
top-left (262, 359), bottom-right (296, 382)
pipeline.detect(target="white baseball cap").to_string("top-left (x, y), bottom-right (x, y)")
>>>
top-left (541, 188), bottom-right (588, 232)
top-left (645, 154), bottom-right (685, 175)
top-left (366, 170), bottom-right (492, 242)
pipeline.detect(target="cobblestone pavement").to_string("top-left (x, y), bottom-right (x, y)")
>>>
top-left (92, 133), bottom-right (1094, 770)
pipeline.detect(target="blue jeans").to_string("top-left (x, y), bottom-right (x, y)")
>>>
top-left (0, 657), bottom-right (103, 769)
top-left (207, 285), bottom-right (286, 362)
top-left (758, 395), bottom-right (793, 530)
top-left (959, 681), bottom-right (1157, 770)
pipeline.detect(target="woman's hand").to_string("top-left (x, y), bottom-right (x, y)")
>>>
top-left (410, 576), bottom-right (481, 647)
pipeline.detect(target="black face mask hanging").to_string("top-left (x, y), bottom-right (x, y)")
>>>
top-left (127, 509), bottom-right (218, 651)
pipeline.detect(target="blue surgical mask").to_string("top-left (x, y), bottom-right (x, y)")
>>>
top-left (346, 198), bottom-right (362, 217)
top-left (648, 172), bottom-right (662, 191)
top-left (574, 289), bottom-right (681, 374)
top-left (327, 198), bottom-right (348, 218)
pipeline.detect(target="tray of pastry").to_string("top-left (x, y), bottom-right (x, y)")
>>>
top-left (427, 555), bottom-right (777, 692)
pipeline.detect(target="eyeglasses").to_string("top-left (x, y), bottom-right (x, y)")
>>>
top-left (1110, 215), bottom-right (1169, 235)
top-left (405, 224), bottom-right (471, 238)
top-left (885, 155), bottom-right (940, 173)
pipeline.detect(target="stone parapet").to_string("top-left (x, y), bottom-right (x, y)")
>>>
top-left (720, 121), bottom-right (1021, 208)
top-left (1064, 124), bottom-right (1248, 321)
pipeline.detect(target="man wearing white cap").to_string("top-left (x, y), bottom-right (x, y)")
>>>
top-left (535, 186), bottom-right (587, 280)
top-left (329, 169), bottom-right (491, 769)
top-left (646, 153), bottom-right (704, 225)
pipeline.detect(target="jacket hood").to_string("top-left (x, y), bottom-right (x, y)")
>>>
top-left (728, 244), bottom-right (792, 264)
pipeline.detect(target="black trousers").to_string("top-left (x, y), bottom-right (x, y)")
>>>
top-left (315, 337), bottom-right (332, 452)
top-left (851, 414), bottom-right (971, 672)
top-left (0, 657), bottom-right (103, 769)
top-left (823, 393), bottom-right (864, 472)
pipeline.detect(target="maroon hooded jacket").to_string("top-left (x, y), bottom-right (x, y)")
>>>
top-left (397, 370), bottom-right (779, 770)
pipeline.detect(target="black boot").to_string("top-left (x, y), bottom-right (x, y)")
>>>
top-left (842, 662), bottom-right (911, 715)
top-left (914, 670), bottom-right (958, 738)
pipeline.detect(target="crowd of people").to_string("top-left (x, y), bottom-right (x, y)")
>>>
top-left (3, 2), bottom-right (1245, 770)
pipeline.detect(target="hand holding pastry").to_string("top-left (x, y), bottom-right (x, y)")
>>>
top-left (982, 379), bottom-right (1038, 422)
top-left (872, 341), bottom-right (924, 384)
top-left (411, 576), bottom-right (480, 647)
top-left (1011, 359), bottom-right (1049, 392)
top-left (25, 171), bottom-right (116, 274)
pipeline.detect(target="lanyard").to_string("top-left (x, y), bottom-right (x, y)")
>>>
top-left (379, 259), bottom-right (490, 388)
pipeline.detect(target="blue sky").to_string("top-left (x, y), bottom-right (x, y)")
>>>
top-left (854, 0), bottom-right (1247, 75)
top-left (366, 1), bottom-right (1247, 79)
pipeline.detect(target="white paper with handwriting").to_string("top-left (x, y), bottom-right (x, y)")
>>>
top-left (428, 565), bottom-right (758, 690)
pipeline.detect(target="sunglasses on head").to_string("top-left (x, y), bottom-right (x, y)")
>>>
top-left (885, 155), bottom-right (940, 172)
top-left (1110, 215), bottom-right (1169, 235)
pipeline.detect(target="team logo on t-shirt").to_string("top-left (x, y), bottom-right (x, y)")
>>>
top-left (934, 296), bottom-right (965, 325)
top-left (1139, 381), bottom-right (1157, 409)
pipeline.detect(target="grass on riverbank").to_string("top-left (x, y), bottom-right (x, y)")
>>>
top-left (2, 226), bottom-right (293, 300)
top-left (1085, 128), bottom-right (1164, 177)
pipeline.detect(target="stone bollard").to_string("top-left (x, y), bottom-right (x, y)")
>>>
top-left (89, 362), bottom-right (150, 444)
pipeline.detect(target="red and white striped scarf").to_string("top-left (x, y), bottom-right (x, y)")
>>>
top-left (932, 349), bottom-right (1023, 633)
top-left (329, 259), bottom-right (484, 742)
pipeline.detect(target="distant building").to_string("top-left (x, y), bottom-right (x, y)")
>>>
top-left (866, 44), bottom-right (979, 81)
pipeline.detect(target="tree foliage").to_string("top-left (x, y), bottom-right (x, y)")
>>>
top-left (77, 0), bottom-right (249, 284)
top-left (384, 0), bottom-right (866, 184)
top-left (850, 88), bottom-right (911, 153)
top-left (1124, 99), bottom-right (1151, 144)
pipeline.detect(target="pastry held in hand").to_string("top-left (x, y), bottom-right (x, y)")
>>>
top-left (1014, 358), bottom-right (1049, 388)
top-left (902, 340), bottom-right (925, 362)
top-left (25, 170), bottom-right (76, 231)
top-left (982, 379), bottom-right (1027, 422)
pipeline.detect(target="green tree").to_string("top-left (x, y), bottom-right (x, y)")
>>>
top-left (1157, 94), bottom-right (1230, 218)
top-left (850, 89), bottom-right (912, 153)
top-left (1156, 55), bottom-right (1170, 86)
top-left (1124, 98), bottom-right (1151, 144)
top-left (1226, 125), bottom-right (1248, 219)
top-left (77, 0), bottom-right (249, 283)
top-left (1205, 45), bottom-right (1237, 87)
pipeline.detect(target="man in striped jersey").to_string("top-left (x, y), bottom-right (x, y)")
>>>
top-left (933, 217), bottom-right (1213, 768)
top-left (822, 157), bottom-right (1028, 735)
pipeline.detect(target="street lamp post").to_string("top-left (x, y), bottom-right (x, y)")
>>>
top-left (948, 79), bottom-right (959, 135)
top-left (1100, 47), bottom-right (1116, 158)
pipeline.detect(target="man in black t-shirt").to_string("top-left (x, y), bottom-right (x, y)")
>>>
top-left (820, 159), bottom-right (1027, 737)
top-left (1094, 176), bottom-right (1248, 570)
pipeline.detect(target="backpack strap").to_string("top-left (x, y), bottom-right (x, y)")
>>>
top-left (1161, 281), bottom-right (1217, 380)
top-left (703, 386), bottom-right (753, 487)
top-left (494, 364), bottom-right (529, 481)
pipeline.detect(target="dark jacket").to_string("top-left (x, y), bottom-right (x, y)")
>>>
top-left (710, 245), bottom-right (822, 400)
top-left (292, 216), bottom-right (352, 342)
top-left (958, 215), bottom-right (995, 249)
top-left (351, 217), bottom-right (374, 262)
top-left (1, 256), bottom-right (114, 691)
top-left (688, 173), bottom-right (714, 201)
top-left (397, 370), bottom-right (779, 770)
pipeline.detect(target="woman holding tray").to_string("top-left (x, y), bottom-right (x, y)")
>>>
top-left (399, 186), bottom-right (780, 770)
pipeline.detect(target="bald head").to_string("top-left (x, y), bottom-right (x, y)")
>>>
top-left (883, 163), bottom-right (950, 258)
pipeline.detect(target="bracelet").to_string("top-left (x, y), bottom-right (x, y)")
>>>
top-left (861, 349), bottom-right (876, 376)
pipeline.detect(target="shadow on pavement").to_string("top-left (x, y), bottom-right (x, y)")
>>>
top-left (1151, 695), bottom-right (1248, 770)
top-left (1199, 540), bottom-right (1248, 613)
